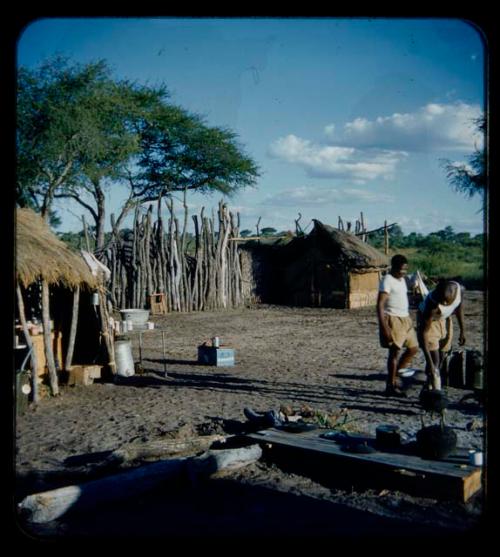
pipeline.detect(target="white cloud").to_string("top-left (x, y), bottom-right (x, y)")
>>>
top-left (262, 186), bottom-right (394, 207)
top-left (329, 102), bottom-right (483, 152)
top-left (268, 134), bottom-right (407, 182)
top-left (268, 102), bottom-right (482, 184)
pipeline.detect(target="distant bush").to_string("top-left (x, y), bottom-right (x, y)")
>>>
top-left (367, 225), bottom-right (485, 290)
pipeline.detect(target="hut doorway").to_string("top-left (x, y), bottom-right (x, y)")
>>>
top-left (313, 260), bottom-right (347, 308)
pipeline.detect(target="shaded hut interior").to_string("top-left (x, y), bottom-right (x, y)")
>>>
top-left (15, 208), bottom-right (103, 385)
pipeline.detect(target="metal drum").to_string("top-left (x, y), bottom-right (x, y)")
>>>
top-left (375, 424), bottom-right (401, 449)
top-left (115, 337), bottom-right (135, 377)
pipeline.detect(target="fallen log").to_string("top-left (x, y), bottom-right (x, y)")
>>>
top-left (18, 457), bottom-right (187, 524)
top-left (186, 444), bottom-right (263, 484)
top-left (108, 434), bottom-right (226, 464)
top-left (18, 444), bottom-right (262, 524)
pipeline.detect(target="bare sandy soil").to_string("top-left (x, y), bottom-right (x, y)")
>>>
top-left (14, 291), bottom-right (487, 541)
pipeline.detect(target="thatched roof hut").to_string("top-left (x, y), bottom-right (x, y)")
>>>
top-left (16, 208), bottom-right (97, 289)
top-left (15, 208), bottom-right (109, 401)
top-left (308, 219), bottom-right (389, 271)
top-left (240, 219), bottom-right (389, 308)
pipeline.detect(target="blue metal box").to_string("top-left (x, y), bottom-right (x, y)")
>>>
top-left (197, 345), bottom-right (235, 366)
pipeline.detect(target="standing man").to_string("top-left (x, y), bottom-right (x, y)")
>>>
top-left (417, 279), bottom-right (466, 391)
top-left (377, 254), bottom-right (419, 397)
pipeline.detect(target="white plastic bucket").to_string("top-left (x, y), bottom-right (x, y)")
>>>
top-left (115, 339), bottom-right (135, 377)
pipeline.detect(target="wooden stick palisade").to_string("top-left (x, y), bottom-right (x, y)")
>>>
top-left (98, 198), bottom-right (246, 312)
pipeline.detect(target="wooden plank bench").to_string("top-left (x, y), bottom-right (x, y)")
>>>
top-left (246, 428), bottom-right (483, 503)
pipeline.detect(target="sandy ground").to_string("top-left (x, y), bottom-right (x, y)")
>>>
top-left (14, 291), bottom-right (487, 541)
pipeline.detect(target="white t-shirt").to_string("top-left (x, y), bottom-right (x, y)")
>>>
top-left (379, 273), bottom-right (409, 317)
top-left (419, 281), bottom-right (461, 319)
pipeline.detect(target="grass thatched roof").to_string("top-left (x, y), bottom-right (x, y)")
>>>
top-left (238, 221), bottom-right (389, 271)
top-left (16, 208), bottom-right (98, 289)
top-left (311, 219), bottom-right (389, 270)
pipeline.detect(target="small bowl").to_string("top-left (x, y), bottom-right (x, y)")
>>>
top-left (397, 368), bottom-right (416, 378)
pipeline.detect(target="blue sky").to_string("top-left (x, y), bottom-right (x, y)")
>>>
top-left (17, 17), bottom-right (486, 235)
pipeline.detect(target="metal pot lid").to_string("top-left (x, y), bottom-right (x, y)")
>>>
top-left (376, 425), bottom-right (400, 434)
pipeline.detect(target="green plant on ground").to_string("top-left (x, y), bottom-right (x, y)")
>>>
top-left (311, 408), bottom-right (359, 431)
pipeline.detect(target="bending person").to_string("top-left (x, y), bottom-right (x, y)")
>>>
top-left (417, 279), bottom-right (466, 390)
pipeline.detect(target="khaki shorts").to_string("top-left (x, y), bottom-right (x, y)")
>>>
top-left (418, 316), bottom-right (453, 352)
top-left (380, 315), bottom-right (418, 350)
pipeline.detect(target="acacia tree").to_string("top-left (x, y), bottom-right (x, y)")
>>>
top-left (18, 56), bottom-right (260, 249)
top-left (17, 57), bottom-right (112, 222)
top-left (129, 103), bottom-right (259, 203)
top-left (261, 227), bottom-right (277, 236)
top-left (53, 79), bottom-right (168, 247)
top-left (17, 56), bottom-right (166, 247)
top-left (441, 116), bottom-right (486, 202)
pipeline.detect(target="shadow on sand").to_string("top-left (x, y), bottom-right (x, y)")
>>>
top-left (15, 472), bottom-right (461, 540)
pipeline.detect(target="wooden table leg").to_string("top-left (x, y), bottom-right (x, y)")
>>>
top-left (162, 330), bottom-right (167, 377)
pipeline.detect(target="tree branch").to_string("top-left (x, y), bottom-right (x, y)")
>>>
top-left (54, 193), bottom-right (98, 221)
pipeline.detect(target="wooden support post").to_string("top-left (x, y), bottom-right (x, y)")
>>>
top-left (64, 285), bottom-right (80, 371)
top-left (384, 220), bottom-right (389, 255)
top-left (41, 279), bottom-right (58, 396)
top-left (81, 215), bottom-right (92, 252)
top-left (16, 285), bottom-right (39, 403)
top-left (97, 287), bottom-right (116, 376)
top-left (162, 330), bottom-right (167, 377)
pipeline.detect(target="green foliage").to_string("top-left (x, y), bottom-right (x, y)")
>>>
top-left (440, 115), bottom-right (486, 201)
top-left (57, 231), bottom-right (87, 250)
top-left (240, 229), bottom-right (253, 237)
top-left (17, 55), bottom-right (260, 249)
top-left (311, 409), bottom-right (359, 432)
top-left (17, 57), bottom-right (118, 206)
top-left (260, 227), bottom-right (278, 236)
top-left (134, 103), bottom-right (260, 199)
top-left (367, 226), bottom-right (484, 289)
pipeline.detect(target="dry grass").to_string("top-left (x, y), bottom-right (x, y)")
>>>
top-left (15, 208), bottom-right (98, 289)
top-left (313, 220), bottom-right (389, 270)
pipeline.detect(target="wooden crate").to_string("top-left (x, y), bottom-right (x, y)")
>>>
top-left (149, 293), bottom-right (167, 315)
top-left (67, 365), bottom-right (102, 386)
top-left (247, 428), bottom-right (482, 503)
top-left (30, 331), bottom-right (64, 381)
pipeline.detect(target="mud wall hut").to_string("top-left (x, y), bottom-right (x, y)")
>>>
top-left (240, 220), bottom-right (389, 309)
top-left (238, 235), bottom-right (292, 304)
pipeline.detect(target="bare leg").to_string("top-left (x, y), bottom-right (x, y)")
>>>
top-left (387, 345), bottom-right (400, 389)
top-left (397, 346), bottom-right (418, 371)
